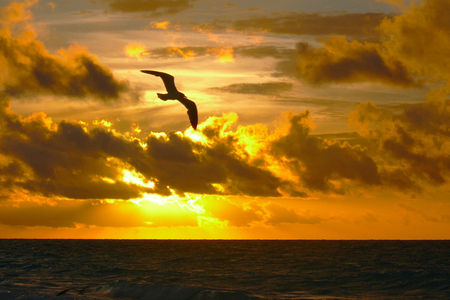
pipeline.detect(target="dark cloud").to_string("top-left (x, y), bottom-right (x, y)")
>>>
top-left (349, 100), bottom-right (450, 191)
top-left (0, 198), bottom-right (197, 228)
top-left (271, 111), bottom-right (381, 193)
top-left (210, 82), bottom-right (293, 95)
top-left (212, 11), bottom-right (389, 38)
top-left (0, 2), bottom-right (131, 101)
top-left (276, 39), bottom-right (420, 88)
top-left (103, 0), bottom-right (198, 15)
top-left (0, 38), bottom-right (129, 100)
top-left (268, 0), bottom-right (450, 90)
top-left (141, 126), bottom-right (283, 197)
top-left (0, 108), bottom-right (149, 199)
top-left (0, 95), bottom-right (283, 199)
top-left (235, 45), bottom-right (294, 60)
top-left (378, 0), bottom-right (450, 88)
top-left (2, 93), bottom-right (387, 199)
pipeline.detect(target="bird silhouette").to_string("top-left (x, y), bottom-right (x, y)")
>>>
top-left (141, 70), bottom-right (198, 130)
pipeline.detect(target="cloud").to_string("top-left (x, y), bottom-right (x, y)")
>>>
top-left (200, 197), bottom-right (322, 227)
top-left (378, 0), bottom-right (450, 93)
top-left (349, 100), bottom-right (450, 191)
top-left (0, 1), bottom-right (131, 101)
top-left (270, 111), bottom-right (381, 193)
top-left (210, 82), bottom-right (293, 95)
top-left (375, 0), bottom-right (423, 9)
top-left (235, 45), bottom-right (294, 60)
top-left (124, 42), bottom-right (147, 60)
top-left (0, 97), bottom-right (283, 199)
top-left (0, 107), bottom-right (151, 199)
top-left (0, 196), bottom-right (199, 228)
top-left (0, 90), bottom-right (394, 201)
top-left (215, 11), bottom-right (389, 38)
top-left (103, 0), bottom-right (198, 15)
top-left (276, 37), bottom-right (420, 87)
top-left (201, 197), bottom-right (263, 227)
top-left (265, 202), bottom-right (322, 225)
top-left (273, 0), bottom-right (450, 92)
top-left (143, 45), bottom-right (295, 65)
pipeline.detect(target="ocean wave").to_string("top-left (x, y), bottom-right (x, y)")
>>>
top-left (100, 281), bottom-right (263, 300)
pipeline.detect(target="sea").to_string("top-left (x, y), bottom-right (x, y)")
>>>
top-left (0, 240), bottom-right (449, 300)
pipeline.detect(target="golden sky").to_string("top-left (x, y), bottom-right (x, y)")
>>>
top-left (1, 0), bottom-right (449, 239)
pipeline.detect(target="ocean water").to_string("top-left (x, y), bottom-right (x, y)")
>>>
top-left (0, 240), bottom-right (449, 300)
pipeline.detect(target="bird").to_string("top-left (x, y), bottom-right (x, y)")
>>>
top-left (141, 70), bottom-right (198, 130)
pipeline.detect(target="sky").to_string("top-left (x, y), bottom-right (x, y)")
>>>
top-left (0, 0), bottom-right (449, 239)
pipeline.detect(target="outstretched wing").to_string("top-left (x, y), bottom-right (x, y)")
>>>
top-left (178, 97), bottom-right (198, 130)
top-left (140, 70), bottom-right (178, 93)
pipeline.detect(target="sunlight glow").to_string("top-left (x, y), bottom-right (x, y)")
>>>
top-left (131, 123), bottom-right (142, 134)
top-left (208, 46), bottom-right (235, 63)
top-left (122, 169), bottom-right (155, 189)
top-left (184, 128), bottom-right (209, 145)
top-left (124, 42), bottom-right (147, 60)
top-left (150, 21), bottom-right (170, 30)
top-left (93, 119), bottom-right (112, 128)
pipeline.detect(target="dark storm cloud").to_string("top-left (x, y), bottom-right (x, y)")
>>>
top-left (210, 82), bottom-right (293, 95)
top-left (103, 0), bottom-right (198, 15)
top-left (276, 39), bottom-right (420, 88)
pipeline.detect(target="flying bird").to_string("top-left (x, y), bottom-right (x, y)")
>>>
top-left (141, 70), bottom-right (198, 130)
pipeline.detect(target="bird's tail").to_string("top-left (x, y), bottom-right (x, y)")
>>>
top-left (157, 93), bottom-right (169, 101)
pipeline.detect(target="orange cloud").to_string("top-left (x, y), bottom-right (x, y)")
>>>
top-left (167, 46), bottom-right (195, 59)
top-left (222, 11), bottom-right (388, 38)
top-left (150, 21), bottom-right (170, 30)
top-left (274, 0), bottom-right (450, 95)
top-left (207, 46), bottom-right (235, 63)
top-left (103, 0), bottom-right (198, 15)
top-left (124, 42), bottom-right (147, 60)
top-left (0, 1), bottom-right (130, 100)
top-left (277, 37), bottom-right (419, 87)
top-left (349, 100), bottom-right (450, 191)
top-left (378, 0), bottom-right (450, 97)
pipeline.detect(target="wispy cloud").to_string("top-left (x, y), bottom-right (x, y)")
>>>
top-left (102, 0), bottom-right (199, 15)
